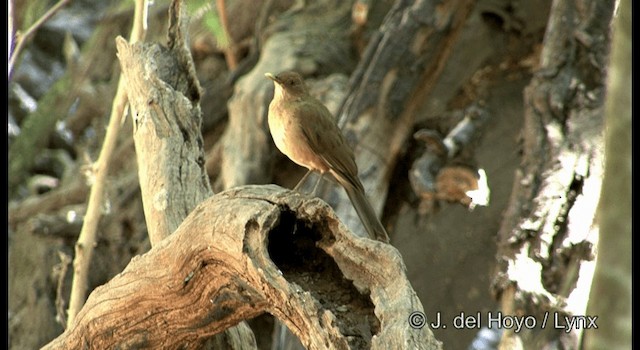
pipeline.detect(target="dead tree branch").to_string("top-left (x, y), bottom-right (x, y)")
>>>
top-left (65, 0), bottom-right (148, 326)
top-left (116, 2), bottom-right (209, 244)
top-left (42, 185), bottom-right (441, 350)
top-left (111, 1), bottom-right (256, 347)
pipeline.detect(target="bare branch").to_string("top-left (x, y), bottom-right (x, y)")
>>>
top-left (216, 0), bottom-right (238, 69)
top-left (8, 0), bottom-right (72, 80)
top-left (66, 0), bottom-right (148, 327)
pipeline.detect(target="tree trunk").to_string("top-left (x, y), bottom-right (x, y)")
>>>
top-left (491, 0), bottom-right (615, 348)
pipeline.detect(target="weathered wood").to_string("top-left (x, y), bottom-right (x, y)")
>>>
top-left (492, 0), bottom-right (615, 347)
top-left (110, 1), bottom-right (257, 348)
top-left (42, 185), bottom-right (441, 350)
top-left (116, 15), bottom-right (210, 244)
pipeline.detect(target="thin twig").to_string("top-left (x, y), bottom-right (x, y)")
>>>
top-left (66, 0), bottom-right (148, 327)
top-left (215, 0), bottom-right (237, 69)
top-left (8, 0), bottom-right (72, 80)
top-left (8, 0), bottom-right (14, 66)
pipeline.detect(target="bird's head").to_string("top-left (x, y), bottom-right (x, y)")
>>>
top-left (265, 71), bottom-right (309, 99)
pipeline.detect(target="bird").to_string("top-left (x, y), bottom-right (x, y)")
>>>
top-left (265, 71), bottom-right (390, 243)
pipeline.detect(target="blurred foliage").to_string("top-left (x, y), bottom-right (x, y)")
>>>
top-left (186, 0), bottom-right (230, 49)
top-left (20, 0), bottom-right (49, 31)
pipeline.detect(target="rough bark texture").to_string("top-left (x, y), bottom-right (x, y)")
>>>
top-left (116, 18), bottom-right (210, 244)
top-left (38, 2), bottom-right (438, 349)
top-left (491, 0), bottom-right (615, 348)
top-left (42, 185), bottom-right (441, 350)
top-left (109, 2), bottom-right (256, 348)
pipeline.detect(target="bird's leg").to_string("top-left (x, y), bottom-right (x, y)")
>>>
top-left (293, 170), bottom-right (313, 192)
top-left (310, 173), bottom-right (325, 196)
top-left (293, 170), bottom-right (325, 196)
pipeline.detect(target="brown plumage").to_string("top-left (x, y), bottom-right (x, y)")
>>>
top-left (265, 71), bottom-right (389, 243)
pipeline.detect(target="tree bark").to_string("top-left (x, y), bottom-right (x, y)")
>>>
top-left (49, 1), bottom-right (256, 348)
top-left (491, 0), bottom-right (615, 348)
top-left (116, 10), bottom-right (210, 244)
top-left (42, 185), bottom-right (441, 350)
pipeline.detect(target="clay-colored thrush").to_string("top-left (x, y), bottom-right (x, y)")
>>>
top-left (265, 71), bottom-right (390, 243)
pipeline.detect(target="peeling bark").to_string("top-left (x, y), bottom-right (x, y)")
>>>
top-left (492, 0), bottom-right (615, 348)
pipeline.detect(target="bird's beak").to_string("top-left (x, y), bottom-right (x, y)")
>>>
top-left (265, 72), bottom-right (279, 84)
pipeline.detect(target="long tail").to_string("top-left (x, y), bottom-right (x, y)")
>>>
top-left (343, 183), bottom-right (390, 243)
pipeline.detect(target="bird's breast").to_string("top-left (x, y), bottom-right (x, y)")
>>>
top-left (267, 104), bottom-right (290, 152)
top-left (267, 102), bottom-right (329, 173)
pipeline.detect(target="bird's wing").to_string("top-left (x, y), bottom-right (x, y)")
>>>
top-left (295, 100), bottom-right (364, 192)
